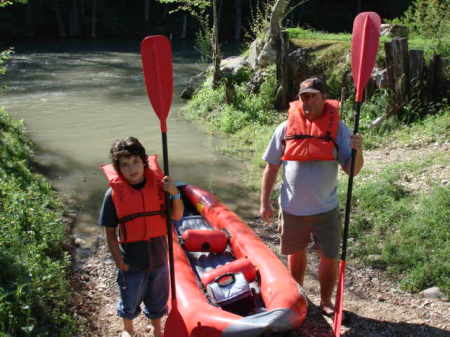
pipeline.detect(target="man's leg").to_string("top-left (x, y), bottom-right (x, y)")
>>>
top-left (288, 250), bottom-right (307, 286)
top-left (318, 253), bottom-right (338, 314)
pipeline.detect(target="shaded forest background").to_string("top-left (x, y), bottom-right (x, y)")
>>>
top-left (1, 0), bottom-right (412, 43)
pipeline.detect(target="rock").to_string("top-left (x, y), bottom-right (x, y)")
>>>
top-left (247, 37), bottom-right (265, 69)
top-left (220, 56), bottom-right (249, 77)
top-left (380, 24), bottom-right (408, 38)
top-left (420, 287), bottom-right (447, 300)
top-left (372, 67), bottom-right (389, 88)
top-left (74, 237), bottom-right (86, 247)
top-left (180, 71), bottom-right (207, 100)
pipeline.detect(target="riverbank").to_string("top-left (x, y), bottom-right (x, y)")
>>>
top-left (0, 108), bottom-right (77, 336)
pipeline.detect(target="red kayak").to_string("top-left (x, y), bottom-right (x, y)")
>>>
top-left (168, 184), bottom-right (308, 337)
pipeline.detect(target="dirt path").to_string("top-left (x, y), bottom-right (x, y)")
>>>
top-left (71, 143), bottom-right (450, 337)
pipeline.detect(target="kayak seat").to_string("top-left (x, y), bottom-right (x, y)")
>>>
top-left (200, 257), bottom-right (257, 286)
top-left (182, 229), bottom-right (228, 254)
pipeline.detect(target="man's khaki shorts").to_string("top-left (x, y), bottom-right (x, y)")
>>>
top-left (279, 208), bottom-right (341, 259)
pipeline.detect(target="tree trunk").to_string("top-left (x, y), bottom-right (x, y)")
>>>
top-left (53, 0), bottom-right (67, 38)
top-left (26, 0), bottom-right (34, 38)
top-left (180, 14), bottom-right (187, 39)
top-left (384, 37), bottom-right (409, 104)
top-left (144, 0), bottom-right (150, 33)
top-left (212, 0), bottom-right (222, 88)
top-left (69, 0), bottom-right (81, 37)
top-left (233, 0), bottom-right (242, 42)
top-left (275, 31), bottom-right (290, 110)
top-left (91, 0), bottom-right (97, 39)
top-left (269, 0), bottom-right (289, 47)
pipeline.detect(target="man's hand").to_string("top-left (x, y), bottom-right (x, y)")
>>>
top-left (260, 204), bottom-right (274, 223)
top-left (351, 133), bottom-right (363, 152)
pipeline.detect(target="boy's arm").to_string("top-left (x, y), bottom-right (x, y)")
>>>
top-left (170, 197), bottom-right (184, 221)
top-left (105, 227), bottom-right (128, 271)
top-left (162, 176), bottom-right (184, 221)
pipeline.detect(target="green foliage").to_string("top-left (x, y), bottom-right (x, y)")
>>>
top-left (186, 66), bottom-right (278, 133)
top-left (194, 12), bottom-right (213, 62)
top-left (0, 48), bottom-right (13, 74)
top-left (245, 0), bottom-right (275, 42)
top-left (343, 165), bottom-right (450, 296)
top-left (0, 108), bottom-right (76, 337)
top-left (0, 0), bottom-right (27, 8)
top-left (157, 0), bottom-right (214, 62)
top-left (388, 0), bottom-right (450, 57)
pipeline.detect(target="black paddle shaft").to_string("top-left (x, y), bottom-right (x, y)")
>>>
top-left (162, 132), bottom-right (176, 300)
top-left (341, 102), bottom-right (362, 262)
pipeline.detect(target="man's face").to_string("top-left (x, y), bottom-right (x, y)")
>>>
top-left (118, 155), bottom-right (145, 185)
top-left (299, 92), bottom-right (325, 120)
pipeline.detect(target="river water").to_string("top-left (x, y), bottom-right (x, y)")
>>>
top-left (0, 39), bottom-right (258, 249)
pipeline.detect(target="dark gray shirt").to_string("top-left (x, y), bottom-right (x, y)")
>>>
top-left (98, 182), bottom-right (167, 271)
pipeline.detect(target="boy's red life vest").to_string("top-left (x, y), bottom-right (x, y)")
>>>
top-left (282, 99), bottom-right (340, 161)
top-left (101, 155), bottom-right (167, 243)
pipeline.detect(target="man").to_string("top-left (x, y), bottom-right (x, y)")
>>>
top-left (259, 77), bottom-right (363, 315)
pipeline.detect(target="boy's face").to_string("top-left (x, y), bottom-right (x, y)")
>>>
top-left (118, 155), bottom-right (145, 185)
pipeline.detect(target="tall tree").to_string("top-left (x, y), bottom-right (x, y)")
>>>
top-left (157, 0), bottom-right (222, 86)
top-left (233, 0), bottom-right (242, 41)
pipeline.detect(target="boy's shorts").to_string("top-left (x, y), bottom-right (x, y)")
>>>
top-left (117, 263), bottom-right (169, 320)
top-left (279, 208), bottom-right (341, 259)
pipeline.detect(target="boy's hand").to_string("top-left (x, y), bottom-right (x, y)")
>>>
top-left (117, 260), bottom-right (129, 271)
top-left (162, 176), bottom-right (179, 196)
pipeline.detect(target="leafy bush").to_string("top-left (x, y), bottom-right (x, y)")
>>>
top-left (388, 0), bottom-right (450, 57)
top-left (0, 108), bottom-right (76, 337)
top-left (186, 66), bottom-right (278, 134)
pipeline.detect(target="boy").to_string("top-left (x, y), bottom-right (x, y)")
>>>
top-left (98, 137), bottom-right (183, 337)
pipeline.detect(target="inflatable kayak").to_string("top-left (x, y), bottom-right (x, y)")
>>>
top-left (168, 184), bottom-right (308, 337)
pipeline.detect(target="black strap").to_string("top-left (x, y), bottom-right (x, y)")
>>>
top-left (284, 132), bottom-right (340, 157)
top-left (118, 210), bottom-right (165, 224)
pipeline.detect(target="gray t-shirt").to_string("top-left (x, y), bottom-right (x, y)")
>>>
top-left (263, 120), bottom-right (353, 216)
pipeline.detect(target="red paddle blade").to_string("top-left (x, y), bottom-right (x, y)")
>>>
top-left (140, 35), bottom-right (173, 132)
top-left (164, 300), bottom-right (189, 337)
top-left (351, 12), bottom-right (381, 102)
top-left (333, 260), bottom-right (346, 337)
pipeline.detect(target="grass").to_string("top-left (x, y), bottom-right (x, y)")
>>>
top-left (182, 57), bottom-right (450, 297)
top-left (340, 161), bottom-right (450, 296)
top-left (0, 108), bottom-right (77, 337)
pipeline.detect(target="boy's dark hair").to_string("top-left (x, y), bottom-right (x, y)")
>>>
top-left (110, 137), bottom-right (148, 173)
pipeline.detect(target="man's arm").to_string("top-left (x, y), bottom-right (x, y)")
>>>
top-left (342, 133), bottom-right (364, 176)
top-left (260, 162), bottom-right (281, 222)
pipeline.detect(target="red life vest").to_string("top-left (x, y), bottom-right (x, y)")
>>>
top-left (282, 99), bottom-right (340, 162)
top-left (101, 155), bottom-right (167, 243)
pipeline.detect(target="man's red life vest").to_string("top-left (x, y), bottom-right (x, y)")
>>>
top-left (282, 99), bottom-right (340, 162)
top-left (101, 155), bottom-right (167, 243)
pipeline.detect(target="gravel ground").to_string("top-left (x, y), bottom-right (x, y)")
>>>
top-left (70, 142), bottom-right (450, 337)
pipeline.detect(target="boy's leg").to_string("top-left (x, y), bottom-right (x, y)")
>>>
top-left (150, 318), bottom-right (162, 337)
top-left (142, 264), bottom-right (169, 337)
top-left (117, 270), bottom-right (146, 335)
top-left (122, 319), bottom-right (134, 336)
